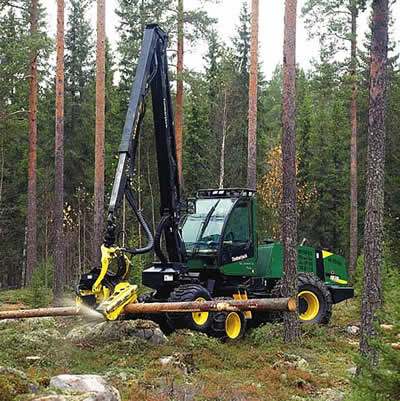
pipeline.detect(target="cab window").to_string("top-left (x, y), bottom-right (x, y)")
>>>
top-left (221, 201), bottom-right (253, 263)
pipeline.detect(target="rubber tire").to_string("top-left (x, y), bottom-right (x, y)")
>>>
top-left (297, 274), bottom-right (332, 324)
top-left (166, 285), bottom-right (213, 332)
top-left (208, 297), bottom-right (247, 341)
top-left (271, 274), bottom-right (333, 324)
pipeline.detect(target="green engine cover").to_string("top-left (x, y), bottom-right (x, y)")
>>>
top-left (255, 243), bottom-right (349, 286)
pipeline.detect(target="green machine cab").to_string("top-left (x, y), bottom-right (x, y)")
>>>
top-left (142, 188), bottom-right (354, 336)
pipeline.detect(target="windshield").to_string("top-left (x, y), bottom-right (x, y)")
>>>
top-left (182, 198), bottom-right (235, 254)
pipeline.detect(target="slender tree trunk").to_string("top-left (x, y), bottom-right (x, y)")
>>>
top-left (54, 0), bottom-right (65, 301)
top-left (349, 3), bottom-right (358, 284)
top-left (247, 0), bottom-right (259, 190)
top-left (45, 212), bottom-right (48, 288)
top-left (282, 0), bottom-right (300, 343)
top-left (21, 226), bottom-right (27, 288)
top-left (360, 0), bottom-right (388, 366)
top-left (26, 0), bottom-right (38, 286)
top-left (93, 0), bottom-right (106, 265)
top-left (0, 135), bottom-right (4, 205)
top-left (175, 0), bottom-right (184, 183)
top-left (219, 90), bottom-right (228, 189)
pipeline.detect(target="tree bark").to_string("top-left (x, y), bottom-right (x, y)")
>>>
top-left (282, 0), bottom-right (300, 343)
top-left (93, 0), bottom-right (106, 266)
top-left (247, 0), bottom-right (259, 190)
top-left (54, 0), bottom-right (65, 301)
top-left (175, 0), bottom-right (184, 184)
top-left (360, 0), bottom-right (388, 366)
top-left (26, 0), bottom-right (38, 286)
top-left (125, 297), bottom-right (297, 314)
top-left (349, 2), bottom-right (358, 284)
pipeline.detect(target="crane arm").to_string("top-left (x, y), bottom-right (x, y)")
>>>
top-left (104, 24), bottom-right (185, 264)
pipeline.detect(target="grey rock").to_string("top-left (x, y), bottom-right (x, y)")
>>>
top-left (50, 374), bottom-right (121, 401)
top-left (66, 319), bottom-right (167, 344)
top-left (346, 325), bottom-right (360, 335)
top-left (273, 354), bottom-right (309, 370)
top-left (323, 388), bottom-right (345, 401)
top-left (347, 366), bottom-right (357, 375)
top-left (32, 396), bottom-right (67, 401)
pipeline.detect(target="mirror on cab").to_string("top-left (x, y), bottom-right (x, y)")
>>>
top-left (185, 198), bottom-right (196, 214)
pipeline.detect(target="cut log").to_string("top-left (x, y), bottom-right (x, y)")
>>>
top-left (124, 297), bottom-right (296, 314)
top-left (0, 297), bottom-right (296, 320)
top-left (0, 306), bottom-right (79, 320)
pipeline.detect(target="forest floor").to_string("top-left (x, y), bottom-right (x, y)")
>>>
top-left (0, 289), bottom-right (361, 401)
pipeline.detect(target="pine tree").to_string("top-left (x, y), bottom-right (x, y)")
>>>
top-left (247, 0), bottom-right (259, 190)
top-left (93, 0), bottom-right (105, 265)
top-left (26, 0), bottom-right (38, 286)
top-left (229, 1), bottom-right (251, 186)
top-left (360, 0), bottom-right (388, 365)
top-left (282, 0), bottom-right (300, 342)
top-left (64, 0), bottom-right (94, 195)
top-left (176, 0), bottom-right (184, 183)
top-left (302, 0), bottom-right (367, 281)
top-left (54, 0), bottom-right (65, 301)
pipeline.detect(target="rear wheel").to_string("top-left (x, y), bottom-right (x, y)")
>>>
top-left (297, 274), bottom-right (332, 324)
top-left (209, 297), bottom-right (247, 341)
top-left (166, 285), bottom-right (212, 332)
top-left (271, 274), bottom-right (332, 324)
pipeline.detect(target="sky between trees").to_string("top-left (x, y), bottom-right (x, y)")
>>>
top-left (42, 0), bottom-right (400, 80)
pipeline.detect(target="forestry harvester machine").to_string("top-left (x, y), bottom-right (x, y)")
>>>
top-left (75, 24), bottom-right (354, 340)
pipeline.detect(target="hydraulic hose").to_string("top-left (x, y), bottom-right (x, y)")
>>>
top-left (154, 215), bottom-right (169, 264)
top-left (124, 186), bottom-right (154, 255)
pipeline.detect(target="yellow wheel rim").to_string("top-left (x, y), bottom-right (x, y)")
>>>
top-left (192, 297), bottom-right (209, 326)
top-left (298, 291), bottom-right (320, 321)
top-left (225, 312), bottom-right (241, 339)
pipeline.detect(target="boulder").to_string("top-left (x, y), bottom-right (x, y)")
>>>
top-left (49, 374), bottom-right (121, 401)
top-left (346, 325), bottom-right (360, 335)
top-left (346, 366), bottom-right (357, 375)
top-left (273, 354), bottom-right (309, 370)
top-left (66, 319), bottom-right (167, 345)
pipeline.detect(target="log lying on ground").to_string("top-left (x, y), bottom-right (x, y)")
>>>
top-left (0, 297), bottom-right (296, 320)
top-left (0, 306), bottom-right (80, 320)
top-left (124, 297), bottom-right (296, 314)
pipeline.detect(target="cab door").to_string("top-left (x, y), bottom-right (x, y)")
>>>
top-left (219, 200), bottom-right (257, 276)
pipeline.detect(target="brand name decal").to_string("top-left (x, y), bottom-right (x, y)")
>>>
top-left (232, 254), bottom-right (248, 262)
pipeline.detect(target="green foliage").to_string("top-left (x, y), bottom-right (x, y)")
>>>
top-left (28, 265), bottom-right (53, 308)
top-left (0, 0), bottom-right (52, 289)
top-left (0, 373), bottom-right (29, 401)
top-left (348, 253), bottom-right (400, 401)
top-left (247, 322), bottom-right (285, 347)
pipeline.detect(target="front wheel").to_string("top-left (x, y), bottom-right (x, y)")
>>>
top-left (208, 298), bottom-right (247, 341)
top-left (166, 285), bottom-right (213, 332)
